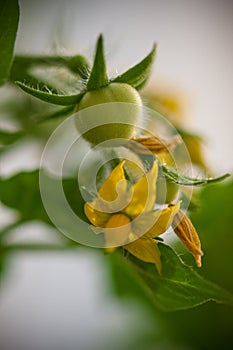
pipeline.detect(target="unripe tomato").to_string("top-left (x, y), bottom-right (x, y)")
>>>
top-left (75, 83), bottom-right (142, 146)
top-left (156, 176), bottom-right (179, 204)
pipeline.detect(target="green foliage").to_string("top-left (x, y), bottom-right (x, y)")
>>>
top-left (35, 105), bottom-right (75, 123)
top-left (156, 179), bottom-right (233, 350)
top-left (0, 170), bottom-right (50, 223)
top-left (10, 55), bottom-right (66, 84)
top-left (10, 54), bottom-right (90, 82)
top-left (110, 243), bottom-right (233, 312)
top-left (190, 179), bottom-right (233, 293)
top-left (0, 129), bottom-right (24, 145)
top-left (0, 88), bottom-right (72, 143)
top-left (0, 0), bottom-right (19, 85)
top-left (0, 170), bottom-right (86, 225)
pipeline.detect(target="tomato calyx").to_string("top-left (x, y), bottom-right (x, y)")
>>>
top-left (15, 34), bottom-right (156, 109)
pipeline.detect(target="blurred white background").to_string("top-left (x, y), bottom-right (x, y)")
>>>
top-left (1, 0), bottom-right (233, 349)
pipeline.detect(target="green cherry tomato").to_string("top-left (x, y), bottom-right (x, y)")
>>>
top-left (75, 83), bottom-right (142, 146)
top-left (156, 176), bottom-right (179, 204)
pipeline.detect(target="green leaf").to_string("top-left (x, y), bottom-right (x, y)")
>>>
top-left (190, 179), bottom-right (233, 292)
top-left (0, 251), bottom-right (8, 282)
top-left (87, 34), bottom-right (108, 90)
top-left (110, 243), bottom-right (233, 312)
top-left (113, 44), bottom-right (156, 89)
top-left (162, 165), bottom-right (230, 186)
top-left (155, 180), bottom-right (233, 350)
top-left (0, 0), bottom-right (19, 85)
top-left (0, 170), bottom-right (50, 223)
top-left (11, 54), bottom-right (89, 82)
top-left (29, 65), bottom-right (85, 94)
top-left (0, 169), bottom-right (86, 225)
top-left (10, 55), bottom-right (65, 83)
top-left (34, 105), bottom-right (75, 123)
top-left (15, 81), bottom-right (85, 105)
top-left (0, 129), bottom-right (24, 145)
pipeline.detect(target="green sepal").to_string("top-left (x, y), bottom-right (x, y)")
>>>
top-left (162, 165), bottom-right (230, 186)
top-left (113, 44), bottom-right (156, 89)
top-left (87, 34), bottom-right (108, 90)
top-left (15, 81), bottom-right (85, 106)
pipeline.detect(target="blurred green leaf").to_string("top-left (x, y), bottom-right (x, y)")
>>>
top-left (0, 250), bottom-right (8, 282)
top-left (110, 243), bottom-right (233, 312)
top-left (144, 179), bottom-right (233, 350)
top-left (0, 170), bottom-right (50, 223)
top-left (28, 65), bottom-right (84, 94)
top-left (63, 177), bottom-right (87, 223)
top-left (0, 89), bottom-right (65, 140)
top-left (0, 169), bottom-right (86, 225)
top-left (11, 54), bottom-right (89, 82)
top-left (87, 34), bottom-right (108, 90)
top-left (0, 0), bottom-right (19, 85)
top-left (0, 129), bottom-right (24, 145)
top-left (113, 44), bottom-right (156, 89)
top-left (10, 56), bottom-right (65, 87)
top-left (190, 179), bottom-right (233, 293)
top-left (35, 105), bottom-right (74, 123)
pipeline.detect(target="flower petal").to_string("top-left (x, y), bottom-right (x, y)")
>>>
top-left (124, 159), bottom-right (144, 183)
top-left (124, 237), bottom-right (162, 273)
top-left (99, 160), bottom-right (126, 201)
top-left (124, 161), bottom-right (158, 218)
top-left (84, 201), bottom-right (111, 227)
top-left (104, 213), bottom-right (132, 247)
top-left (135, 201), bottom-right (180, 239)
top-left (84, 161), bottom-right (128, 226)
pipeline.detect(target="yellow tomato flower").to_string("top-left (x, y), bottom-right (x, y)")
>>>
top-left (84, 160), bottom-right (180, 273)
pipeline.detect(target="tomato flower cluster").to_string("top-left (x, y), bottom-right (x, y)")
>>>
top-left (84, 160), bottom-right (203, 272)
